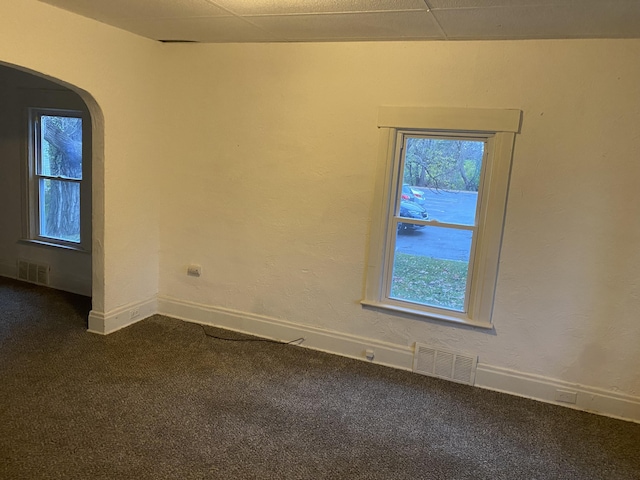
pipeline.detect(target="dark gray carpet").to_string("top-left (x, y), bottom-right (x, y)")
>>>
top-left (1, 276), bottom-right (639, 480)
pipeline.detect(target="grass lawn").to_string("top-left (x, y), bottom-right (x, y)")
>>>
top-left (390, 253), bottom-right (468, 311)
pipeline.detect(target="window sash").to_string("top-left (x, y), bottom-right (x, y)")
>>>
top-left (381, 131), bottom-right (489, 316)
top-left (37, 177), bottom-right (81, 244)
top-left (26, 108), bottom-right (88, 250)
top-left (362, 107), bottom-right (520, 328)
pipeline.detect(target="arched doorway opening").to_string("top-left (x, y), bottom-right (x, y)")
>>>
top-left (0, 62), bottom-right (104, 320)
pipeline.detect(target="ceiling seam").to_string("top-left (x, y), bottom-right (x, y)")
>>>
top-left (422, 0), bottom-right (448, 40)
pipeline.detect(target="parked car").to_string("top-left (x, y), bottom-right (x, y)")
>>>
top-left (398, 200), bottom-right (428, 232)
top-left (401, 184), bottom-right (426, 206)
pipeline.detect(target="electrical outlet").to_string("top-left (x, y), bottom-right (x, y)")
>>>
top-left (187, 264), bottom-right (202, 277)
top-left (555, 389), bottom-right (577, 404)
top-left (129, 308), bottom-right (140, 319)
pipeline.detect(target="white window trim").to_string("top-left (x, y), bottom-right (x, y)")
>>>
top-left (362, 107), bottom-right (521, 328)
top-left (23, 105), bottom-right (92, 252)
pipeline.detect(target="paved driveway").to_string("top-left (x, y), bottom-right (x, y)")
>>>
top-left (395, 189), bottom-right (477, 262)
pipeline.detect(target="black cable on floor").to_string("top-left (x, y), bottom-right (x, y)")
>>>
top-left (199, 324), bottom-right (304, 345)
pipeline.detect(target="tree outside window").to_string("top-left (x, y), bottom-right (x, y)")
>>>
top-left (28, 108), bottom-right (87, 248)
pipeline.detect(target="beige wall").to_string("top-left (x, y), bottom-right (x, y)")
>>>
top-left (0, 0), bottom-right (163, 313)
top-left (158, 40), bottom-right (640, 398)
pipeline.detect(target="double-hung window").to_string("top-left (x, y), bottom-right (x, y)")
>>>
top-left (363, 107), bottom-right (521, 328)
top-left (25, 107), bottom-right (90, 250)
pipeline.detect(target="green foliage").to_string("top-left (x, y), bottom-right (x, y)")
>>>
top-left (390, 253), bottom-right (468, 311)
top-left (404, 138), bottom-right (483, 192)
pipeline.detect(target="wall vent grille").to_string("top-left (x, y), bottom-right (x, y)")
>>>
top-left (17, 260), bottom-right (49, 286)
top-left (413, 343), bottom-right (477, 386)
top-left (18, 260), bottom-right (29, 281)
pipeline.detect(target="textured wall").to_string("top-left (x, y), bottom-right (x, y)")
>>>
top-left (0, 0), bottom-right (162, 313)
top-left (158, 40), bottom-right (640, 397)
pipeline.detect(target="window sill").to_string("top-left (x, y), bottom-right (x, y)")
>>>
top-left (360, 300), bottom-right (493, 330)
top-left (19, 238), bottom-right (90, 253)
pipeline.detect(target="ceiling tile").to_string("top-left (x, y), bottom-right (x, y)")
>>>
top-left (40, 0), bottom-right (229, 19)
top-left (434, 3), bottom-right (640, 39)
top-left (208, 0), bottom-right (429, 16)
top-left (35, 0), bottom-right (640, 42)
top-left (112, 16), bottom-right (277, 42)
top-left (427, 0), bottom-right (598, 8)
top-left (245, 11), bottom-right (443, 41)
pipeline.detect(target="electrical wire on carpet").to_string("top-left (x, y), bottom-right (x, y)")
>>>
top-left (200, 324), bottom-right (305, 345)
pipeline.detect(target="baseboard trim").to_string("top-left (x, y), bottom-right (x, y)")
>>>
top-left (49, 273), bottom-right (92, 297)
top-left (88, 296), bottom-right (157, 335)
top-left (0, 266), bottom-right (90, 296)
top-left (157, 295), bottom-right (414, 370)
top-left (0, 263), bottom-right (14, 279)
top-left (475, 364), bottom-right (640, 424)
top-left (157, 295), bottom-right (640, 424)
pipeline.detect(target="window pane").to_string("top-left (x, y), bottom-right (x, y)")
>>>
top-left (391, 226), bottom-right (473, 312)
top-left (403, 138), bottom-right (483, 226)
top-left (398, 198), bottom-right (429, 222)
top-left (39, 179), bottom-right (80, 243)
top-left (39, 115), bottom-right (82, 180)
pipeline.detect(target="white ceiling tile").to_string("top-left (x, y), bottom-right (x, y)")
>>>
top-left (35, 0), bottom-right (640, 42)
top-left (434, 3), bottom-right (640, 39)
top-left (245, 11), bottom-right (443, 41)
top-left (208, 0), bottom-right (429, 16)
top-left (427, 0), bottom-right (601, 8)
top-left (112, 16), bottom-right (276, 42)
top-left (39, 0), bottom-right (229, 19)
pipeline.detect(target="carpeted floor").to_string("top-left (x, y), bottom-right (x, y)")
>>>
top-left (1, 276), bottom-right (639, 479)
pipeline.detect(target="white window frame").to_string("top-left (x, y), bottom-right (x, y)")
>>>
top-left (24, 106), bottom-right (91, 251)
top-left (362, 107), bottom-right (521, 328)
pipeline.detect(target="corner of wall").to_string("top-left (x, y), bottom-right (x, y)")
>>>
top-left (87, 295), bottom-right (158, 335)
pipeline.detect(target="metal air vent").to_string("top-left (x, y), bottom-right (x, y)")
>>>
top-left (17, 260), bottom-right (49, 286)
top-left (413, 343), bottom-right (477, 386)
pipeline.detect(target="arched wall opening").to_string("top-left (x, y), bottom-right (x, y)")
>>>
top-left (0, 60), bottom-right (105, 317)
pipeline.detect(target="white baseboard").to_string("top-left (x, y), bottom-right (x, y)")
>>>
top-left (0, 263), bottom-right (90, 296)
top-left (49, 272), bottom-right (91, 297)
top-left (475, 364), bottom-right (640, 424)
top-left (0, 262), bottom-right (14, 279)
top-left (88, 296), bottom-right (157, 335)
top-left (157, 295), bottom-right (640, 424)
top-left (157, 295), bottom-right (414, 370)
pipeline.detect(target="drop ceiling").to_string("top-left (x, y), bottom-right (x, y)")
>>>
top-left (38, 0), bottom-right (640, 43)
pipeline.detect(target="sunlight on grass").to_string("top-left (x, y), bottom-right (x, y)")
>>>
top-left (390, 253), bottom-right (468, 311)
